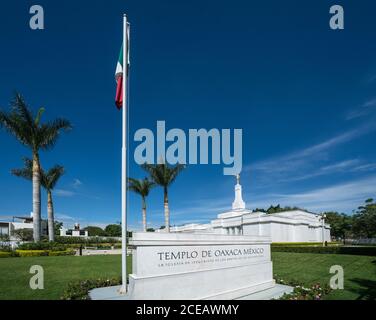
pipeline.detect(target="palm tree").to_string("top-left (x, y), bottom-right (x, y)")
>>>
top-left (128, 177), bottom-right (155, 232)
top-left (12, 158), bottom-right (65, 241)
top-left (142, 162), bottom-right (185, 232)
top-left (0, 93), bottom-right (71, 241)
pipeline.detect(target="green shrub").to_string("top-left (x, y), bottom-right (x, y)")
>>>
top-left (274, 277), bottom-right (331, 300)
top-left (0, 251), bottom-right (13, 258)
top-left (272, 242), bottom-right (339, 247)
top-left (61, 278), bottom-right (121, 300)
top-left (54, 236), bottom-right (121, 245)
top-left (17, 241), bottom-right (67, 251)
top-left (271, 245), bottom-right (376, 256)
top-left (49, 249), bottom-right (75, 256)
top-left (15, 249), bottom-right (75, 257)
top-left (16, 250), bottom-right (49, 257)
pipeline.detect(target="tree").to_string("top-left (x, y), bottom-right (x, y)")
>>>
top-left (11, 228), bottom-right (33, 241)
top-left (84, 226), bottom-right (106, 237)
top-left (11, 157), bottom-right (65, 241)
top-left (0, 93), bottom-right (71, 241)
top-left (324, 211), bottom-right (352, 243)
top-left (142, 162), bottom-right (185, 232)
top-left (54, 221), bottom-right (63, 236)
top-left (352, 198), bottom-right (376, 238)
top-left (263, 204), bottom-right (301, 214)
top-left (127, 177), bottom-right (155, 232)
top-left (105, 224), bottom-right (121, 237)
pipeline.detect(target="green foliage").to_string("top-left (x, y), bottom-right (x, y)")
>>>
top-left (324, 211), bottom-right (352, 241)
top-left (127, 177), bottom-right (155, 202)
top-left (255, 204), bottom-right (303, 214)
top-left (11, 228), bottom-right (33, 241)
top-left (141, 162), bottom-right (185, 190)
top-left (83, 226), bottom-right (106, 237)
top-left (272, 242), bottom-right (339, 247)
top-left (0, 234), bottom-right (11, 252)
top-left (275, 278), bottom-right (331, 300)
top-left (0, 234), bottom-right (10, 242)
top-left (61, 278), bottom-right (121, 300)
top-left (54, 221), bottom-right (63, 236)
top-left (17, 241), bottom-right (67, 251)
top-left (146, 228), bottom-right (155, 232)
top-left (104, 224), bottom-right (121, 237)
top-left (271, 245), bottom-right (376, 256)
top-left (54, 236), bottom-right (120, 244)
top-left (352, 198), bottom-right (376, 238)
top-left (16, 250), bottom-right (50, 257)
top-left (15, 249), bottom-right (74, 257)
top-left (48, 249), bottom-right (75, 256)
top-left (0, 93), bottom-right (72, 152)
top-left (0, 252), bottom-right (13, 258)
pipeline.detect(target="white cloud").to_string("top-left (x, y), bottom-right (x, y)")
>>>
top-left (243, 121), bottom-right (376, 187)
top-left (282, 159), bottom-right (361, 182)
top-left (55, 189), bottom-right (76, 197)
top-left (72, 178), bottom-right (83, 189)
top-left (346, 98), bottom-right (376, 120)
top-left (248, 175), bottom-right (376, 213)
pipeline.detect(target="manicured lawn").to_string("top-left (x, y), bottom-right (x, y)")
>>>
top-left (0, 252), bottom-right (375, 300)
top-left (272, 252), bottom-right (376, 300)
top-left (0, 255), bottom-right (128, 300)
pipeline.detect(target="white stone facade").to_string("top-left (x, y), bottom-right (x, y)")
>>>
top-left (171, 182), bottom-right (331, 243)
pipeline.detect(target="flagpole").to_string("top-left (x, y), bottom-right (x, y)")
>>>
top-left (120, 14), bottom-right (128, 294)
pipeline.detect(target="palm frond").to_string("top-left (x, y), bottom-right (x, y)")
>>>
top-left (34, 107), bottom-right (45, 126)
top-left (10, 93), bottom-right (35, 132)
top-left (128, 177), bottom-right (155, 197)
top-left (44, 165), bottom-right (65, 190)
top-left (141, 163), bottom-right (185, 187)
top-left (11, 157), bottom-right (33, 181)
top-left (37, 118), bottom-right (72, 150)
top-left (0, 111), bottom-right (33, 147)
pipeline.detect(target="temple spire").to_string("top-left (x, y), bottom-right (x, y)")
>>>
top-left (232, 173), bottom-right (245, 210)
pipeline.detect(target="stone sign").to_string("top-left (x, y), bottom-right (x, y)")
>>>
top-left (128, 232), bottom-right (275, 300)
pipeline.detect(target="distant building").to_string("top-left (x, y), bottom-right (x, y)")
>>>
top-left (60, 223), bottom-right (89, 237)
top-left (0, 213), bottom-right (47, 240)
top-left (170, 178), bottom-right (331, 243)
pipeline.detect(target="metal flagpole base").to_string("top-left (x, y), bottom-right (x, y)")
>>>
top-left (118, 284), bottom-right (128, 295)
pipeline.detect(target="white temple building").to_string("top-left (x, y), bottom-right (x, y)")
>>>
top-left (171, 176), bottom-right (331, 242)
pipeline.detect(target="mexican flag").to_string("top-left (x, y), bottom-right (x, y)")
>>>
top-left (115, 44), bottom-right (124, 109)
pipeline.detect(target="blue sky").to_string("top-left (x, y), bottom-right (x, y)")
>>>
top-left (0, 0), bottom-right (376, 230)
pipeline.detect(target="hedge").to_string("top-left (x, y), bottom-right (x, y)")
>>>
top-left (271, 245), bottom-right (376, 256)
top-left (54, 236), bottom-right (121, 245)
top-left (17, 241), bottom-right (68, 251)
top-left (272, 242), bottom-right (339, 247)
top-left (49, 249), bottom-right (75, 256)
top-left (65, 243), bottom-right (121, 249)
top-left (0, 251), bottom-right (13, 258)
top-left (15, 249), bottom-right (75, 257)
top-left (16, 250), bottom-right (49, 257)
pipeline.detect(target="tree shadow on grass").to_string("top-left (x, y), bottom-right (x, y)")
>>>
top-left (348, 278), bottom-right (376, 300)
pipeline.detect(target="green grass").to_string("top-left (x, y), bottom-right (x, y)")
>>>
top-left (0, 255), bottom-right (128, 300)
top-left (272, 252), bottom-right (376, 300)
top-left (0, 252), bottom-right (375, 300)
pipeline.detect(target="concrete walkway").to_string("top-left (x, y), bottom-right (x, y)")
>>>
top-left (89, 284), bottom-right (294, 300)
